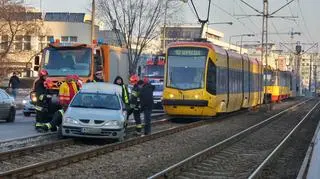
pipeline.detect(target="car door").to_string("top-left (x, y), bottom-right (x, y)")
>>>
top-left (0, 92), bottom-right (5, 119)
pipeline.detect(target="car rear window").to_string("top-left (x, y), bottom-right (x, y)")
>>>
top-left (70, 93), bottom-right (121, 110)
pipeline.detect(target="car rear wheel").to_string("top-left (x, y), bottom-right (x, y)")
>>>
top-left (6, 108), bottom-right (16, 123)
top-left (23, 112), bottom-right (31, 117)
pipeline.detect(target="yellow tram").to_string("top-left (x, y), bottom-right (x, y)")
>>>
top-left (162, 41), bottom-right (264, 117)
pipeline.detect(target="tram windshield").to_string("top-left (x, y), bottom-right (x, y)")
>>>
top-left (167, 47), bottom-right (208, 90)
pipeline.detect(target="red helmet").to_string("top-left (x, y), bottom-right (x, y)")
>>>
top-left (143, 77), bottom-right (149, 84)
top-left (66, 75), bottom-right (74, 81)
top-left (73, 74), bottom-right (79, 80)
top-left (39, 69), bottom-right (48, 77)
top-left (130, 74), bottom-right (139, 85)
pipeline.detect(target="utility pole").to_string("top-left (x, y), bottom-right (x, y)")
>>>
top-left (91, 0), bottom-right (96, 44)
top-left (309, 53), bottom-right (313, 94)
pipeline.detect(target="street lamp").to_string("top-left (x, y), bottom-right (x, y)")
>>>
top-left (163, 0), bottom-right (188, 52)
top-left (235, 41), bottom-right (260, 46)
top-left (228, 34), bottom-right (255, 53)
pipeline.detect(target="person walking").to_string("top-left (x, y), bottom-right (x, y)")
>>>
top-left (8, 72), bottom-right (20, 99)
top-left (59, 75), bottom-right (78, 106)
top-left (139, 79), bottom-right (155, 136)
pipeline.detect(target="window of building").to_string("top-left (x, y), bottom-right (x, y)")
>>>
top-left (0, 35), bottom-right (9, 50)
top-left (61, 36), bottom-right (69, 42)
top-left (70, 36), bottom-right (78, 42)
top-left (15, 42), bottom-right (23, 50)
top-left (47, 36), bottom-right (54, 42)
top-left (15, 35), bottom-right (23, 41)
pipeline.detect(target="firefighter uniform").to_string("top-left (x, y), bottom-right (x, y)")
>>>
top-left (130, 84), bottom-right (142, 133)
top-left (34, 70), bottom-right (52, 130)
top-left (59, 76), bottom-right (78, 106)
top-left (39, 108), bottom-right (65, 132)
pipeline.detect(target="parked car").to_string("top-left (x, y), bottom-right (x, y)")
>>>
top-left (0, 89), bottom-right (16, 122)
top-left (61, 83), bottom-right (127, 141)
top-left (22, 96), bottom-right (35, 117)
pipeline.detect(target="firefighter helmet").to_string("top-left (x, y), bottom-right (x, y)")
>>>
top-left (130, 74), bottom-right (139, 85)
top-left (39, 69), bottom-right (48, 77)
top-left (66, 75), bottom-right (74, 81)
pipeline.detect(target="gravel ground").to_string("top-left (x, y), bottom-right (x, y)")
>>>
top-left (176, 99), bottom-right (318, 179)
top-left (0, 120), bottom-right (183, 173)
top-left (260, 99), bottom-right (320, 178)
top-left (31, 98), bottom-right (306, 179)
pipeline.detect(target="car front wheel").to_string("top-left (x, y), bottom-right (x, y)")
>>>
top-left (6, 108), bottom-right (16, 123)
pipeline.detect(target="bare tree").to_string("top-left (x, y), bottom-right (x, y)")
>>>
top-left (0, 0), bottom-right (41, 78)
top-left (96, 0), bottom-right (180, 74)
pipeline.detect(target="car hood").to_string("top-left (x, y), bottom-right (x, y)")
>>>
top-left (65, 107), bottom-right (124, 121)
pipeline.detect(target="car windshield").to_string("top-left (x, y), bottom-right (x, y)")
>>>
top-left (43, 47), bottom-right (91, 77)
top-left (144, 65), bottom-right (164, 77)
top-left (70, 93), bottom-right (121, 110)
top-left (167, 47), bottom-right (208, 90)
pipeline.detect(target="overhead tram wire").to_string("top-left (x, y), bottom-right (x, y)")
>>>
top-left (234, 0), bottom-right (260, 30)
top-left (270, 21), bottom-right (286, 44)
top-left (296, 0), bottom-right (313, 43)
top-left (286, 0), bottom-right (311, 42)
top-left (212, 2), bottom-right (256, 34)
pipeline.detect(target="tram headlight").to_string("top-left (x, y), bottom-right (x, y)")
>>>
top-left (169, 94), bottom-right (174, 98)
top-left (194, 95), bottom-right (199, 99)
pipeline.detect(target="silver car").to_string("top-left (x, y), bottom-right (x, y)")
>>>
top-left (0, 89), bottom-right (16, 122)
top-left (61, 83), bottom-right (127, 141)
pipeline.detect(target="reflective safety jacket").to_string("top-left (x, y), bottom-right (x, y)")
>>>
top-left (130, 84), bottom-right (140, 110)
top-left (121, 84), bottom-right (130, 105)
top-left (59, 81), bottom-right (78, 105)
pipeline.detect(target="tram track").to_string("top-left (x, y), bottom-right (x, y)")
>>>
top-left (0, 107), bottom-right (251, 178)
top-left (149, 98), bottom-right (318, 179)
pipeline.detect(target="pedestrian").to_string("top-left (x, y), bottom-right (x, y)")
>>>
top-left (129, 77), bottom-right (143, 135)
top-left (8, 72), bottom-right (20, 99)
top-left (139, 79), bottom-right (155, 136)
top-left (38, 104), bottom-right (67, 133)
top-left (87, 71), bottom-right (104, 83)
top-left (33, 69), bottom-right (50, 131)
top-left (59, 75), bottom-right (78, 106)
top-left (113, 76), bottom-right (130, 119)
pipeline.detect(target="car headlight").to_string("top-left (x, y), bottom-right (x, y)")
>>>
top-left (64, 117), bottom-right (79, 125)
top-left (22, 100), bottom-right (27, 104)
top-left (104, 120), bottom-right (121, 127)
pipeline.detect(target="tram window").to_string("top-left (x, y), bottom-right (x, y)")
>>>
top-left (206, 59), bottom-right (216, 94)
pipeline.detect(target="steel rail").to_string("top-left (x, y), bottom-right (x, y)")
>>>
top-left (148, 99), bottom-right (311, 179)
top-left (248, 100), bottom-right (320, 179)
top-left (0, 116), bottom-right (169, 161)
top-left (0, 109), bottom-right (248, 178)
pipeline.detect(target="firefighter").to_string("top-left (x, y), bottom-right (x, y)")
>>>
top-left (34, 69), bottom-right (50, 131)
top-left (130, 76), bottom-right (143, 134)
top-left (37, 104), bottom-right (67, 132)
top-left (59, 75), bottom-right (78, 106)
top-left (139, 78), bottom-right (155, 135)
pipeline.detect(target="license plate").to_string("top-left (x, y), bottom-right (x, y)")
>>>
top-left (81, 128), bottom-right (101, 134)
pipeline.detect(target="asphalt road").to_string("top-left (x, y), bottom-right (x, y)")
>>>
top-left (0, 110), bottom-right (37, 141)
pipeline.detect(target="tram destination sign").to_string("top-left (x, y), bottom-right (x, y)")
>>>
top-left (168, 47), bottom-right (208, 56)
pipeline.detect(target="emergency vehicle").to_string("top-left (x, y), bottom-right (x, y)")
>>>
top-left (30, 39), bottom-right (130, 112)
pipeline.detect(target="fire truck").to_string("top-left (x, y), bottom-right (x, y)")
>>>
top-left (30, 39), bottom-right (130, 116)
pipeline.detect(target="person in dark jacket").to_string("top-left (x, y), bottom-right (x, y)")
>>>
top-left (34, 69), bottom-right (50, 131)
top-left (139, 79), bottom-right (155, 135)
top-left (38, 104), bottom-right (67, 132)
top-left (130, 80), bottom-right (143, 134)
top-left (113, 76), bottom-right (131, 119)
top-left (8, 72), bottom-right (20, 99)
